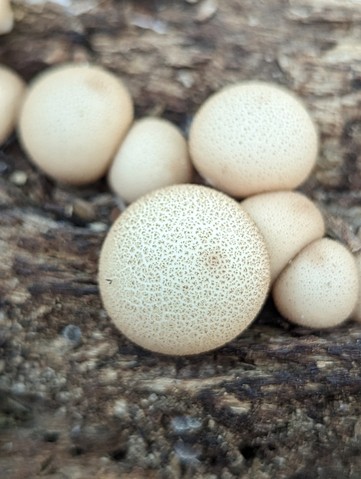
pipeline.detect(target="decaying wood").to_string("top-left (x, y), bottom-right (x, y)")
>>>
top-left (1, 1), bottom-right (361, 478)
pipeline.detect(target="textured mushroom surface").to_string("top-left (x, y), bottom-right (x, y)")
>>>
top-left (0, 0), bottom-right (13, 34)
top-left (108, 117), bottom-right (192, 203)
top-left (0, 65), bottom-right (25, 144)
top-left (189, 81), bottom-right (318, 198)
top-left (241, 191), bottom-right (325, 282)
top-left (352, 252), bottom-right (361, 323)
top-left (273, 238), bottom-right (359, 328)
top-left (18, 63), bottom-right (133, 185)
top-left (99, 184), bottom-right (270, 355)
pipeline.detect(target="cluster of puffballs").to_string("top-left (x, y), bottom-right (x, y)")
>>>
top-left (3, 61), bottom-right (361, 356)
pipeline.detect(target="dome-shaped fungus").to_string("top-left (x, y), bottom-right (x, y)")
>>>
top-left (18, 63), bottom-right (133, 185)
top-left (108, 117), bottom-right (192, 203)
top-left (273, 238), bottom-right (359, 328)
top-left (189, 81), bottom-right (318, 198)
top-left (98, 184), bottom-right (270, 355)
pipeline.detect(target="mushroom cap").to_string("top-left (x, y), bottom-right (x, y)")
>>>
top-left (18, 63), bottom-right (133, 185)
top-left (273, 238), bottom-right (359, 328)
top-left (351, 252), bottom-right (361, 323)
top-left (0, 0), bottom-right (13, 35)
top-left (0, 65), bottom-right (26, 144)
top-left (189, 81), bottom-right (318, 198)
top-left (98, 184), bottom-right (270, 355)
top-left (108, 117), bottom-right (192, 203)
top-left (241, 191), bottom-right (325, 282)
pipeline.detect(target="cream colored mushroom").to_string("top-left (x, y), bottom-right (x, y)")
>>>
top-left (273, 238), bottom-right (359, 328)
top-left (241, 191), bottom-right (325, 282)
top-left (108, 117), bottom-right (192, 203)
top-left (0, 65), bottom-right (26, 144)
top-left (189, 81), bottom-right (318, 198)
top-left (0, 0), bottom-right (14, 35)
top-left (18, 63), bottom-right (133, 185)
top-left (98, 184), bottom-right (270, 355)
top-left (351, 252), bottom-right (361, 323)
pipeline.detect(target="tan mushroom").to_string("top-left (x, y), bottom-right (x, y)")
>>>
top-left (18, 63), bottom-right (133, 185)
top-left (273, 238), bottom-right (359, 328)
top-left (108, 117), bottom-right (192, 203)
top-left (351, 252), bottom-right (361, 323)
top-left (98, 184), bottom-right (270, 355)
top-left (241, 191), bottom-right (325, 282)
top-left (0, 65), bottom-right (26, 145)
top-left (189, 81), bottom-right (318, 198)
top-left (0, 0), bottom-right (14, 35)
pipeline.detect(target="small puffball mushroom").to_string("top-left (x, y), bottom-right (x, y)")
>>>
top-left (0, 0), bottom-right (14, 35)
top-left (18, 63), bottom-right (133, 185)
top-left (108, 117), bottom-right (192, 203)
top-left (273, 238), bottom-right (359, 329)
top-left (98, 184), bottom-right (270, 355)
top-left (189, 81), bottom-right (318, 198)
top-left (0, 65), bottom-right (26, 144)
top-left (351, 252), bottom-right (361, 323)
top-left (241, 191), bottom-right (325, 282)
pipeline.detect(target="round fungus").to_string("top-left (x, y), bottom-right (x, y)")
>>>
top-left (98, 184), bottom-right (270, 355)
top-left (273, 238), bottom-right (359, 329)
top-left (189, 81), bottom-right (318, 198)
top-left (352, 252), bottom-right (361, 323)
top-left (18, 63), bottom-right (133, 185)
top-left (0, 65), bottom-right (26, 145)
top-left (0, 0), bottom-right (14, 34)
top-left (108, 117), bottom-right (192, 203)
top-left (241, 191), bottom-right (325, 282)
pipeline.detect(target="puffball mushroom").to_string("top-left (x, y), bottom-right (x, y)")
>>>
top-left (189, 81), bottom-right (318, 198)
top-left (241, 191), bottom-right (325, 282)
top-left (273, 238), bottom-right (359, 329)
top-left (108, 117), bottom-right (192, 203)
top-left (351, 252), bottom-right (361, 323)
top-left (0, 0), bottom-right (14, 34)
top-left (18, 63), bottom-right (133, 185)
top-left (98, 184), bottom-right (270, 355)
top-left (0, 65), bottom-right (26, 145)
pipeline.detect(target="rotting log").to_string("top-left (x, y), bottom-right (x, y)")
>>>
top-left (1, 1), bottom-right (361, 478)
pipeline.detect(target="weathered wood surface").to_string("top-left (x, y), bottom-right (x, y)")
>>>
top-left (1, 1), bottom-right (361, 478)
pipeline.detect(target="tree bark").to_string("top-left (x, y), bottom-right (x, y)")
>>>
top-left (1, 1), bottom-right (361, 478)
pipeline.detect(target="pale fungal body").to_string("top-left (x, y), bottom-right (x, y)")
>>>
top-left (0, 0), bottom-right (14, 34)
top-left (189, 81), bottom-right (318, 198)
top-left (98, 184), bottom-right (270, 355)
top-left (108, 117), bottom-right (192, 203)
top-left (273, 238), bottom-right (359, 328)
top-left (18, 63), bottom-right (133, 185)
top-left (0, 65), bottom-right (26, 145)
top-left (352, 252), bottom-right (361, 323)
top-left (241, 191), bottom-right (325, 282)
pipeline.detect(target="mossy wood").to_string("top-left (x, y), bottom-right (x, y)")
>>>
top-left (1, 1), bottom-right (361, 478)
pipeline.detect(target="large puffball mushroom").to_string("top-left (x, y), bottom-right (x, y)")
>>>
top-left (241, 191), bottom-right (325, 282)
top-left (108, 117), bottom-right (192, 203)
top-left (189, 81), bottom-right (318, 198)
top-left (18, 63), bottom-right (133, 185)
top-left (0, 0), bottom-right (14, 35)
top-left (273, 238), bottom-right (359, 329)
top-left (98, 184), bottom-right (270, 356)
top-left (0, 65), bottom-right (26, 144)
